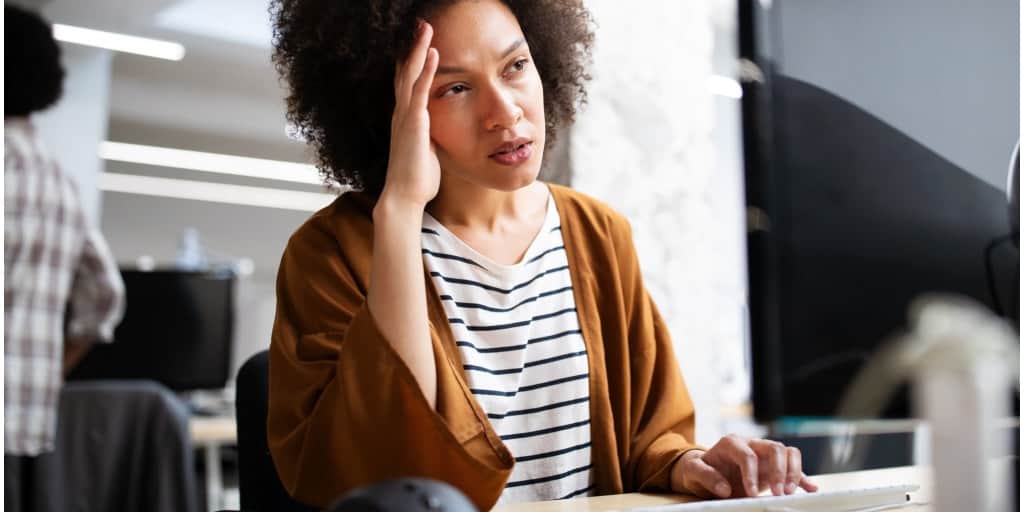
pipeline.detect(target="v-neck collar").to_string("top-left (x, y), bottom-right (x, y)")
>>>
top-left (422, 190), bottom-right (557, 273)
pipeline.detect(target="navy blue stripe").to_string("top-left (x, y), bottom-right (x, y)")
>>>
top-left (429, 265), bottom-right (569, 294)
top-left (500, 419), bottom-right (591, 441)
top-left (526, 328), bottom-right (583, 346)
top-left (505, 464), bottom-right (592, 488)
top-left (560, 484), bottom-right (595, 499)
top-left (488, 396), bottom-right (589, 420)
top-left (519, 373), bottom-right (588, 392)
top-left (514, 442), bottom-right (592, 463)
top-left (422, 228), bottom-right (440, 235)
top-left (462, 349), bottom-right (586, 376)
top-left (470, 373), bottom-right (588, 397)
top-left (438, 286), bottom-right (573, 313)
top-left (451, 307), bottom-right (576, 332)
top-left (456, 340), bottom-right (525, 354)
top-left (550, 225), bottom-right (561, 233)
top-left (525, 349), bottom-right (588, 368)
top-left (525, 245), bottom-right (565, 264)
top-left (456, 339), bottom-right (524, 352)
top-left (463, 364), bottom-right (522, 376)
top-left (455, 329), bottom-right (582, 354)
top-left (472, 388), bottom-right (517, 397)
top-left (421, 248), bottom-right (486, 269)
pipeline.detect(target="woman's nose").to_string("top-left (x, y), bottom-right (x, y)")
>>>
top-left (484, 88), bottom-right (523, 131)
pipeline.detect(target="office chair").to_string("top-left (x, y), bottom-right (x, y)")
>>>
top-left (235, 350), bottom-right (315, 512)
top-left (233, 350), bottom-right (478, 512)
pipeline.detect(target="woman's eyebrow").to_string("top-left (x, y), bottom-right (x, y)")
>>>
top-left (435, 38), bottom-right (526, 75)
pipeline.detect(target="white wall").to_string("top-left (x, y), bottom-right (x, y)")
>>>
top-left (572, 0), bottom-right (749, 445)
top-left (33, 44), bottom-right (113, 224)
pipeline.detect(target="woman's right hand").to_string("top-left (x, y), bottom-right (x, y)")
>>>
top-left (381, 20), bottom-right (441, 210)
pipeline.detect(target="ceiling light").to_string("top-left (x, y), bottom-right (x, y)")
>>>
top-left (52, 23), bottom-right (185, 61)
top-left (101, 173), bottom-right (336, 212)
top-left (100, 141), bottom-right (322, 185)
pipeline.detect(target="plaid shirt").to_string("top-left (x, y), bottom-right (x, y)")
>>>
top-left (4, 118), bottom-right (125, 456)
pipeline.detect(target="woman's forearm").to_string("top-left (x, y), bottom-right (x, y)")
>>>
top-left (368, 196), bottom-right (437, 408)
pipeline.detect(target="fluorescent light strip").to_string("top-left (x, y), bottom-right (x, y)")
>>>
top-left (100, 141), bottom-right (322, 185)
top-left (707, 75), bottom-right (744, 99)
top-left (101, 173), bottom-right (336, 212)
top-left (53, 24), bottom-right (185, 61)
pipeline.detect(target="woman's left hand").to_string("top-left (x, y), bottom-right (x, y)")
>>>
top-left (671, 434), bottom-right (820, 499)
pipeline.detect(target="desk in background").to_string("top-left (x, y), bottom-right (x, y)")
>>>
top-left (190, 415), bottom-right (237, 511)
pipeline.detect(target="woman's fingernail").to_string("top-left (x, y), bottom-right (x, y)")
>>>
top-left (786, 482), bottom-right (797, 494)
top-left (715, 483), bottom-right (730, 496)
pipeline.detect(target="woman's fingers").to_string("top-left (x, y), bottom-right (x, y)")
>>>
top-left (785, 447), bottom-right (803, 494)
top-left (395, 21), bottom-right (433, 107)
top-left (703, 436), bottom-right (818, 499)
top-left (750, 439), bottom-right (789, 496)
top-left (721, 435), bottom-right (759, 497)
top-left (684, 455), bottom-right (733, 498)
top-left (410, 47), bottom-right (439, 112)
top-left (799, 474), bottom-right (819, 492)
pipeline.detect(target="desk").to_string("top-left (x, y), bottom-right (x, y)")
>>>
top-left (493, 465), bottom-right (932, 511)
top-left (190, 415), bottom-right (237, 511)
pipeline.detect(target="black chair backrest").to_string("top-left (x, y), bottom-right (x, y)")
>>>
top-left (236, 350), bottom-right (316, 512)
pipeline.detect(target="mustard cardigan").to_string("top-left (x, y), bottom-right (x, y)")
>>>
top-left (267, 183), bottom-right (701, 510)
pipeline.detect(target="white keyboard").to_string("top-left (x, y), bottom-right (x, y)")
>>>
top-left (621, 484), bottom-right (921, 512)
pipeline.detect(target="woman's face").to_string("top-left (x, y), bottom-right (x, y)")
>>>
top-left (425, 0), bottom-right (546, 192)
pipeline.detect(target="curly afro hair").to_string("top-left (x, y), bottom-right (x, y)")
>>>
top-left (270, 0), bottom-right (594, 195)
top-left (5, 5), bottom-right (65, 118)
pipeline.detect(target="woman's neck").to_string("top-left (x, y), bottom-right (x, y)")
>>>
top-left (427, 179), bottom-right (547, 233)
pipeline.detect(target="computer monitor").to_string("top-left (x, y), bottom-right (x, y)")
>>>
top-left (740, 0), bottom-right (1020, 422)
top-left (68, 269), bottom-right (236, 391)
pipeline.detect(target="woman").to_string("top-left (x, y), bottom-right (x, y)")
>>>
top-left (267, 0), bottom-right (818, 509)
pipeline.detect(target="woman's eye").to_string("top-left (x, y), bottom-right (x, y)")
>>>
top-left (510, 58), bottom-right (529, 73)
top-left (442, 84), bottom-right (468, 97)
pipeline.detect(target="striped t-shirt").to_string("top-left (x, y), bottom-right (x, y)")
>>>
top-left (422, 193), bottom-right (595, 504)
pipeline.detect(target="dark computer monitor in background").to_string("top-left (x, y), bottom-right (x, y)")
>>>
top-left (740, 0), bottom-right (1020, 423)
top-left (69, 269), bottom-right (236, 391)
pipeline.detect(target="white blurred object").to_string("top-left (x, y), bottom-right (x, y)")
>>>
top-left (838, 294), bottom-right (1019, 512)
top-left (135, 255), bottom-right (156, 271)
top-left (706, 75), bottom-right (743, 99)
top-left (234, 258), bottom-right (255, 277)
top-left (175, 227), bottom-right (207, 270)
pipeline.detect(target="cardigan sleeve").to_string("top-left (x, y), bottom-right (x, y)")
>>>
top-left (614, 217), bottom-right (704, 492)
top-left (266, 219), bottom-right (513, 510)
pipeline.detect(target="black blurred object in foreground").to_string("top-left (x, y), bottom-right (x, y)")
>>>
top-left (739, 0), bottom-right (1019, 423)
top-left (327, 478), bottom-right (478, 512)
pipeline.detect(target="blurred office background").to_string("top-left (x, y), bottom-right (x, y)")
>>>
top-left (7, 0), bottom-right (1018, 510)
top-left (15, 0), bottom-right (754, 438)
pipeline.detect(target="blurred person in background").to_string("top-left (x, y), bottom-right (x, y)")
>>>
top-left (4, 5), bottom-right (125, 511)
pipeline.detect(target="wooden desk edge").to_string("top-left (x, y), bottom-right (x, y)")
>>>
top-left (491, 465), bottom-right (931, 512)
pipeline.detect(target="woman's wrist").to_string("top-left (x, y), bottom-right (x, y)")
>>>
top-left (373, 190), bottom-right (428, 223)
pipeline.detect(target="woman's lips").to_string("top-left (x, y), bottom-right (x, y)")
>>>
top-left (489, 142), bottom-right (533, 166)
